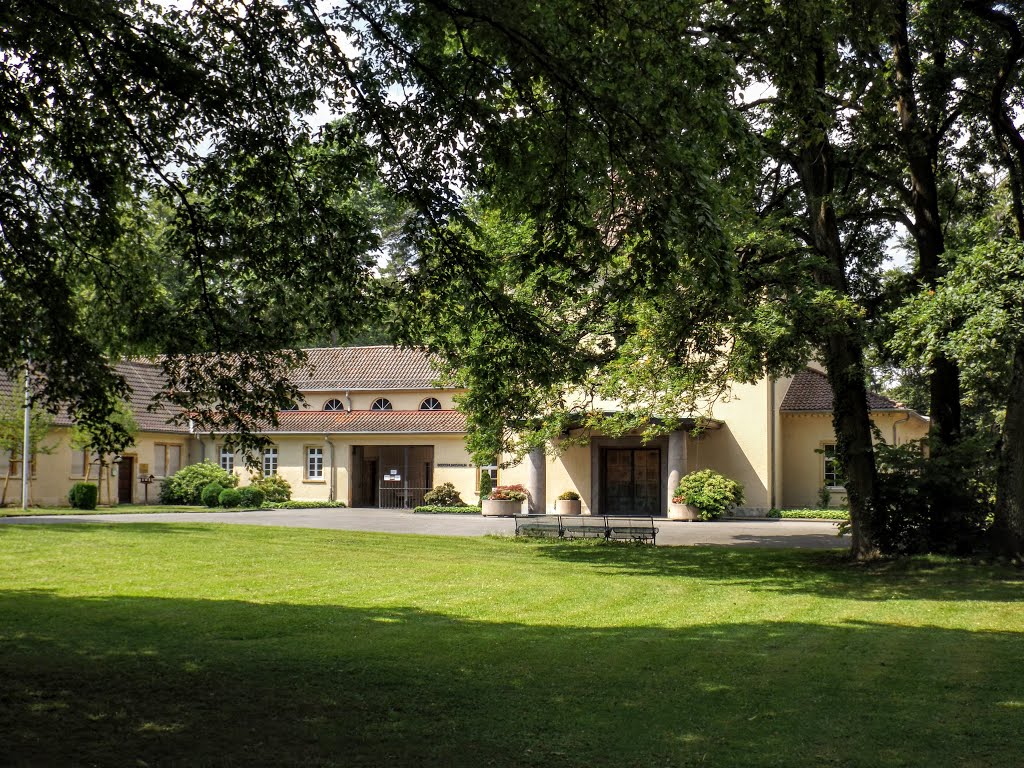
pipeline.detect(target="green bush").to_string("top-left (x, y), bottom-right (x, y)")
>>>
top-left (160, 461), bottom-right (237, 505)
top-left (488, 484), bottom-right (527, 501)
top-left (218, 488), bottom-right (242, 508)
top-left (238, 486), bottom-right (266, 508)
top-left (265, 500), bottom-right (347, 509)
top-left (478, 471), bottom-right (493, 499)
top-left (778, 509), bottom-right (849, 521)
top-left (413, 505), bottom-right (482, 515)
top-left (672, 470), bottom-right (744, 520)
top-left (422, 482), bottom-right (464, 506)
top-left (201, 482), bottom-right (225, 508)
top-left (557, 490), bottom-right (580, 501)
top-left (68, 482), bottom-right (98, 510)
top-left (250, 474), bottom-right (291, 502)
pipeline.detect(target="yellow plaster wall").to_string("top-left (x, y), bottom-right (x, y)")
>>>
top-left (3, 428), bottom-right (197, 507)
top-left (691, 379), bottom-right (772, 509)
top-left (780, 411), bottom-right (930, 508)
top-left (212, 433), bottom-right (476, 505)
top-left (298, 390), bottom-right (462, 412)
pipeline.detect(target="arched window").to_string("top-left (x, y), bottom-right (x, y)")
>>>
top-left (281, 403), bottom-right (299, 411)
top-left (371, 398), bottom-right (393, 411)
top-left (323, 398), bottom-right (345, 411)
top-left (419, 397), bottom-right (442, 410)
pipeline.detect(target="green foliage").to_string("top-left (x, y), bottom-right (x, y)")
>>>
top-left (488, 485), bottom-right (527, 502)
top-left (422, 482), bottom-right (464, 507)
top-left (218, 488), bottom-right (242, 509)
top-left (160, 461), bottom-right (237, 505)
top-left (413, 505), bottom-right (482, 515)
top-left (67, 483), bottom-right (98, 510)
top-left (202, 483), bottom-right (226, 509)
top-left (673, 470), bottom-right (744, 520)
top-left (778, 509), bottom-right (850, 521)
top-left (249, 475), bottom-right (292, 503)
top-left (238, 487), bottom-right (266, 509)
top-left (265, 501), bottom-right (347, 509)
top-left (873, 439), bottom-right (994, 555)
top-left (557, 490), bottom-right (581, 501)
top-left (478, 471), bottom-right (493, 499)
top-left (818, 486), bottom-right (833, 510)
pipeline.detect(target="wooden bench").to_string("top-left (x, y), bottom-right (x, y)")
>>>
top-left (514, 515), bottom-right (658, 545)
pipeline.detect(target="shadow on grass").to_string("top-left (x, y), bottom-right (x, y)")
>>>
top-left (1, 589), bottom-right (1022, 767)
top-left (517, 539), bottom-right (1024, 603)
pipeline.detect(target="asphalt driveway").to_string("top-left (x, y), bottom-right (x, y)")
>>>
top-left (0, 508), bottom-right (846, 548)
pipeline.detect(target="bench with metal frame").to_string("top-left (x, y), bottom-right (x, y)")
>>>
top-left (514, 515), bottom-right (658, 545)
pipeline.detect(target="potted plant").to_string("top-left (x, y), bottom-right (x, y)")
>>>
top-left (481, 484), bottom-right (528, 516)
top-left (670, 469), bottom-right (744, 521)
top-left (555, 490), bottom-right (581, 515)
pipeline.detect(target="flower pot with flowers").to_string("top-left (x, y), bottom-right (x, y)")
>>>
top-left (481, 484), bottom-right (528, 516)
top-left (554, 490), bottom-right (582, 515)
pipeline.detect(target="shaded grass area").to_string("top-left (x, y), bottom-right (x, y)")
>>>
top-left (0, 524), bottom-right (1022, 767)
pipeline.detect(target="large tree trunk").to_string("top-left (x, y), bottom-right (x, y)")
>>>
top-left (795, 131), bottom-right (880, 559)
top-left (890, 0), bottom-right (964, 548)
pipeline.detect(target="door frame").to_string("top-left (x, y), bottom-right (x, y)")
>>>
top-left (117, 455), bottom-right (135, 504)
top-left (591, 437), bottom-right (668, 516)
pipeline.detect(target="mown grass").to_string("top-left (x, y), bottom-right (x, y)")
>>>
top-left (0, 524), bottom-right (1021, 767)
top-left (0, 504), bottom-right (207, 516)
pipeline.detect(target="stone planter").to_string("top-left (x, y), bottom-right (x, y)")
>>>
top-left (667, 502), bottom-right (702, 521)
top-left (481, 498), bottom-right (524, 517)
top-left (554, 499), bottom-right (582, 516)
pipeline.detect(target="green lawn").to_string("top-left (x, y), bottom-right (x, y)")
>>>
top-left (0, 504), bottom-right (207, 516)
top-left (0, 525), bottom-right (1021, 767)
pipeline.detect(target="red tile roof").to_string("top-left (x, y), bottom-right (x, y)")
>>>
top-left (0, 361), bottom-right (188, 434)
top-left (780, 369), bottom-right (900, 412)
top-left (295, 346), bottom-right (447, 391)
top-left (265, 409), bottom-right (466, 434)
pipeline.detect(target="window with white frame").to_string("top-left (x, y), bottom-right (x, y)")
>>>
top-left (480, 463), bottom-right (498, 487)
top-left (219, 446), bottom-right (235, 473)
top-left (306, 446), bottom-right (324, 479)
top-left (263, 447), bottom-right (279, 477)
top-left (154, 444), bottom-right (182, 477)
top-left (419, 397), bottom-right (442, 410)
top-left (371, 398), bottom-right (393, 411)
top-left (823, 443), bottom-right (840, 487)
top-left (323, 398), bottom-right (345, 411)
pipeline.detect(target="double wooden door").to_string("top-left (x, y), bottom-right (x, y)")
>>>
top-left (602, 448), bottom-right (661, 516)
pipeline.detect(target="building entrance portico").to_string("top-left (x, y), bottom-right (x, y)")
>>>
top-left (601, 447), bottom-right (661, 515)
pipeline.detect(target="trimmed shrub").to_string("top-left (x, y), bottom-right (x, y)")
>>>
top-left (202, 482), bottom-right (225, 508)
top-left (779, 509), bottom-right (850, 521)
top-left (673, 470), bottom-right (744, 520)
top-left (68, 482), bottom-right (98, 510)
top-left (265, 500), bottom-right (347, 509)
top-left (160, 461), bottom-right (237, 505)
top-left (218, 488), bottom-right (242, 508)
top-left (250, 475), bottom-right (291, 502)
top-left (238, 486), bottom-right (266, 508)
top-left (557, 490), bottom-right (580, 501)
top-left (478, 471), bottom-right (493, 499)
top-left (414, 505), bottom-right (482, 515)
top-left (422, 482), bottom-right (464, 507)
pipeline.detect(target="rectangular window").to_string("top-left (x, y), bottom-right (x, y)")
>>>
top-left (71, 450), bottom-right (86, 478)
top-left (154, 444), bottom-right (182, 478)
top-left (263, 447), bottom-right (278, 477)
top-left (481, 464), bottom-right (498, 486)
top-left (1, 449), bottom-right (10, 477)
top-left (823, 443), bottom-right (840, 487)
top-left (306, 447), bottom-right (323, 480)
top-left (219, 446), bottom-right (234, 473)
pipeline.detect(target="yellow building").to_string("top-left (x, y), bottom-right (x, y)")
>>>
top-left (2, 347), bottom-right (928, 513)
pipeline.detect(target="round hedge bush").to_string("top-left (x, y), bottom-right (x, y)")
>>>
top-left (423, 482), bottom-right (464, 507)
top-left (201, 482), bottom-right (225, 508)
top-left (250, 475), bottom-right (291, 502)
top-left (68, 482), bottom-right (99, 510)
top-left (238, 486), bottom-right (266, 508)
top-left (218, 487), bottom-right (242, 508)
top-left (672, 470), bottom-right (744, 520)
top-left (160, 461), bottom-right (237, 505)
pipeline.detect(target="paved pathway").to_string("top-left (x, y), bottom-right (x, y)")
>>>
top-left (0, 508), bottom-right (846, 548)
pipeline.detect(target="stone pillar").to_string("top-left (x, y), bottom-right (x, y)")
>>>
top-left (667, 430), bottom-right (687, 512)
top-left (527, 445), bottom-right (547, 515)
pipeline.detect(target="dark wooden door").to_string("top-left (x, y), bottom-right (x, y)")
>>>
top-left (118, 457), bottom-right (134, 504)
top-left (602, 448), bottom-right (660, 515)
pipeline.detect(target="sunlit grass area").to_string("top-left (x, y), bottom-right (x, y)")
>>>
top-left (0, 505), bottom-right (207, 516)
top-left (0, 524), bottom-right (1021, 767)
